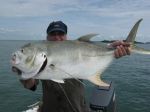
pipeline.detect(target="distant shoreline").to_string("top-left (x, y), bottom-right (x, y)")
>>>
top-left (99, 40), bottom-right (150, 44)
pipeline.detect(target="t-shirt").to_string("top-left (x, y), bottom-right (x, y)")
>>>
top-left (40, 79), bottom-right (89, 112)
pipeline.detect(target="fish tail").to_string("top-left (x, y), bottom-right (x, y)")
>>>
top-left (125, 19), bottom-right (150, 55)
top-left (125, 19), bottom-right (143, 44)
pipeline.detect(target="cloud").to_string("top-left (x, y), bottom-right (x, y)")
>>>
top-left (0, 27), bottom-right (22, 33)
top-left (75, 0), bottom-right (150, 19)
top-left (0, 0), bottom-right (150, 41)
top-left (0, 0), bottom-right (79, 17)
top-left (1, 0), bottom-right (150, 18)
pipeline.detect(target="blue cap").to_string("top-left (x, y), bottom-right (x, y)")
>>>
top-left (46, 21), bottom-right (67, 34)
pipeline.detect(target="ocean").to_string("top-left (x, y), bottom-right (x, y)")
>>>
top-left (0, 40), bottom-right (150, 112)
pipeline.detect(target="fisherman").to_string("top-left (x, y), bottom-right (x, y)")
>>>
top-left (13, 21), bottom-right (130, 112)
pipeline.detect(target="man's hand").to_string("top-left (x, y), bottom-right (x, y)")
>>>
top-left (109, 41), bottom-right (131, 58)
top-left (12, 67), bottom-right (38, 91)
top-left (20, 79), bottom-right (38, 91)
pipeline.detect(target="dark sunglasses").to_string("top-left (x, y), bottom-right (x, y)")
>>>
top-left (49, 31), bottom-right (65, 36)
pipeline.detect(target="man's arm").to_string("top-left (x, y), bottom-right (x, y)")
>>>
top-left (109, 41), bottom-right (131, 58)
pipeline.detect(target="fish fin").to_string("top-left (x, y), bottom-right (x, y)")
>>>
top-left (126, 18), bottom-right (143, 44)
top-left (77, 33), bottom-right (99, 42)
top-left (51, 79), bottom-right (65, 83)
top-left (125, 19), bottom-right (150, 55)
top-left (88, 73), bottom-right (109, 87)
top-left (49, 64), bottom-right (86, 86)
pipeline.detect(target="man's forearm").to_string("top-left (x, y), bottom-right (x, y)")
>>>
top-left (29, 84), bottom-right (37, 91)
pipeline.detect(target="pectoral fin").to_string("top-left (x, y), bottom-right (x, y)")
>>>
top-left (49, 64), bottom-right (85, 85)
top-left (51, 79), bottom-right (65, 83)
top-left (88, 73), bottom-right (109, 87)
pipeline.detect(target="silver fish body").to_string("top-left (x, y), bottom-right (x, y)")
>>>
top-left (33, 40), bottom-right (114, 80)
top-left (11, 19), bottom-right (150, 87)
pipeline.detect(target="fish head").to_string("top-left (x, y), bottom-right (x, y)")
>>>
top-left (11, 43), bottom-right (47, 79)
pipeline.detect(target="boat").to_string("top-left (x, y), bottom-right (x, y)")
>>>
top-left (23, 81), bottom-right (116, 112)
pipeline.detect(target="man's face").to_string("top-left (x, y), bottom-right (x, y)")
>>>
top-left (47, 31), bottom-right (67, 41)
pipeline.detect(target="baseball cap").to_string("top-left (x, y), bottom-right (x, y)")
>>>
top-left (46, 21), bottom-right (67, 34)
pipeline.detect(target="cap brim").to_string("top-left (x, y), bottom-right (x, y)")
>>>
top-left (48, 28), bottom-right (66, 34)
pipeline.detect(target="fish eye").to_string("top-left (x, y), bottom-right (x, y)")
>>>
top-left (21, 49), bottom-right (24, 53)
top-left (44, 55), bottom-right (46, 58)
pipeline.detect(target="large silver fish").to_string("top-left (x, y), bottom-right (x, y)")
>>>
top-left (11, 19), bottom-right (150, 87)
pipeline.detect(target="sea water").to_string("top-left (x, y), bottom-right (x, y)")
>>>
top-left (0, 40), bottom-right (150, 112)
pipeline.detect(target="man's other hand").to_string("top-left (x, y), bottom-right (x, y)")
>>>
top-left (109, 41), bottom-right (131, 58)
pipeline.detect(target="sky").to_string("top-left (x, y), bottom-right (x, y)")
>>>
top-left (0, 0), bottom-right (150, 42)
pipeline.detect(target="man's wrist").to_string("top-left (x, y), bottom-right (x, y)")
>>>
top-left (29, 85), bottom-right (37, 91)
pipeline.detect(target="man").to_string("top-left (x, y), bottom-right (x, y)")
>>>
top-left (13, 21), bottom-right (130, 112)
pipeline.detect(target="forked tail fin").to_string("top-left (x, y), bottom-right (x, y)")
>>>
top-left (125, 19), bottom-right (150, 55)
top-left (126, 19), bottom-right (143, 44)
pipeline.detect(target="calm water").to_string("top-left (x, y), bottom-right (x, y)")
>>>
top-left (0, 40), bottom-right (150, 112)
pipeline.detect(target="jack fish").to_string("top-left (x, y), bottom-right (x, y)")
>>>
top-left (11, 19), bottom-right (150, 87)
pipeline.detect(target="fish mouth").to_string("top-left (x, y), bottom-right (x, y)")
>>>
top-left (12, 57), bottom-right (47, 76)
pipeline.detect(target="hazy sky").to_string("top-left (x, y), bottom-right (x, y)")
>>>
top-left (0, 0), bottom-right (150, 42)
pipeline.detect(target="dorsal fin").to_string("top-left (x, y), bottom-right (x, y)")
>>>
top-left (77, 33), bottom-right (99, 42)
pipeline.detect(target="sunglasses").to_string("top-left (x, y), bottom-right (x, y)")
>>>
top-left (49, 31), bottom-right (65, 36)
